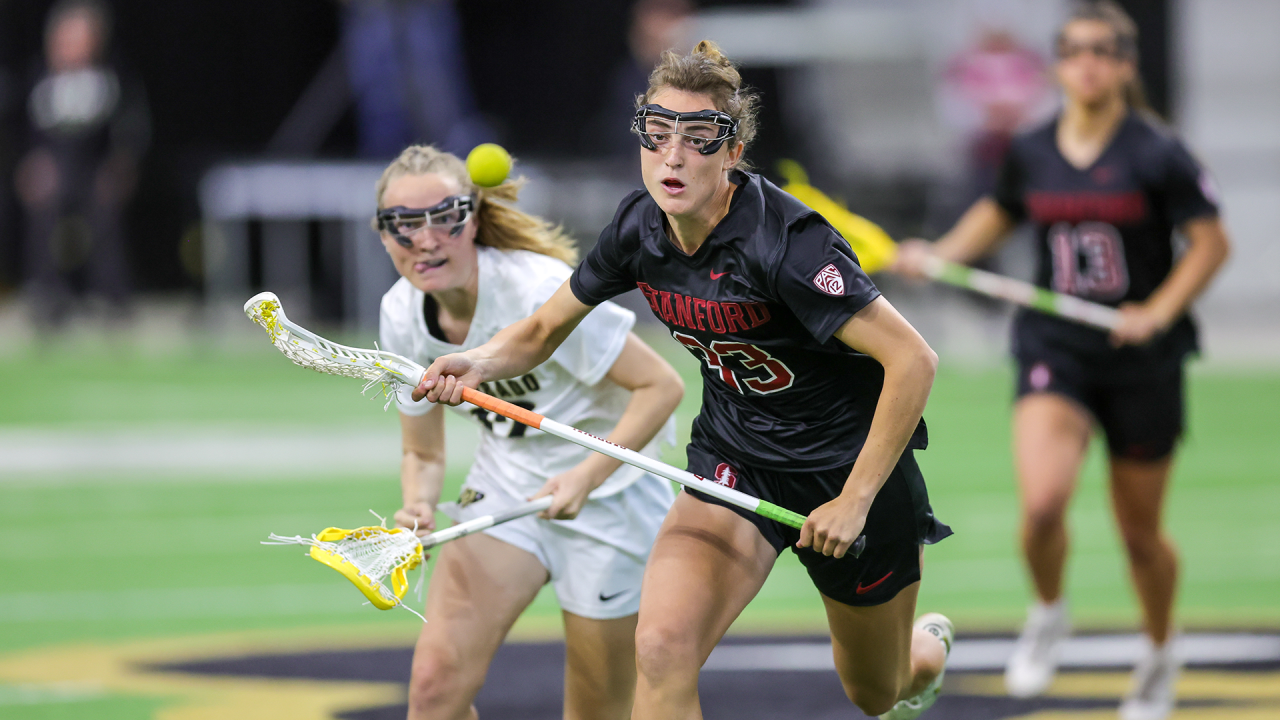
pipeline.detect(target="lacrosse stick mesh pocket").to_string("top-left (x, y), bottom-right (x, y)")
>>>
top-left (267, 525), bottom-right (424, 613)
top-left (245, 293), bottom-right (422, 405)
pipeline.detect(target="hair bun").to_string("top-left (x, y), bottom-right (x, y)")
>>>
top-left (641, 38), bottom-right (758, 166)
top-left (693, 39), bottom-right (729, 65)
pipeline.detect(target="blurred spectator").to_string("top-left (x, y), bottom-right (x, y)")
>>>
top-left (15, 0), bottom-right (149, 327)
top-left (939, 27), bottom-right (1050, 200)
top-left (0, 63), bottom-right (16, 292)
top-left (595, 0), bottom-right (691, 156)
top-left (341, 0), bottom-right (491, 158)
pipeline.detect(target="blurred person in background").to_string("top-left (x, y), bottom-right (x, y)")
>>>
top-left (0, 61), bottom-right (15, 292)
top-left (895, 3), bottom-right (1230, 719)
top-left (341, 0), bottom-right (491, 158)
top-left (595, 0), bottom-right (691, 157)
top-left (14, 0), bottom-right (149, 329)
top-left (939, 26), bottom-right (1051, 204)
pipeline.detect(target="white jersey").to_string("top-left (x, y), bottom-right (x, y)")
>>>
top-left (380, 246), bottom-right (675, 499)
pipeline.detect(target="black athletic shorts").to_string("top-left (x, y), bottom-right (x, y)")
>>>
top-left (1016, 354), bottom-right (1185, 461)
top-left (685, 444), bottom-right (953, 607)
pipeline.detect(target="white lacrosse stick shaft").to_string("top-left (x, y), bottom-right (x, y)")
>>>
top-left (420, 496), bottom-right (552, 549)
top-left (919, 255), bottom-right (1121, 331)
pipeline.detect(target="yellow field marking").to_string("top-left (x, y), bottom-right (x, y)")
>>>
top-left (0, 620), bottom-right (564, 719)
top-left (5, 625), bottom-right (1277, 719)
top-left (955, 669), bottom-right (1280, 701)
top-left (950, 670), bottom-right (1280, 719)
top-left (992, 708), bottom-right (1280, 720)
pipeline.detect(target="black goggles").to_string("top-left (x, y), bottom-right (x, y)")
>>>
top-left (376, 195), bottom-right (475, 247)
top-left (632, 104), bottom-right (739, 155)
top-left (1054, 31), bottom-right (1135, 61)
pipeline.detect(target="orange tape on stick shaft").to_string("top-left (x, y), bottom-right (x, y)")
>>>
top-left (460, 387), bottom-right (544, 430)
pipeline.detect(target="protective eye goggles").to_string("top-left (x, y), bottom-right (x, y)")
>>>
top-left (375, 195), bottom-right (474, 247)
top-left (1054, 34), bottom-right (1134, 61)
top-left (633, 104), bottom-right (739, 155)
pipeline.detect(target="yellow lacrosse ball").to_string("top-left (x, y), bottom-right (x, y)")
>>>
top-left (466, 143), bottom-right (512, 188)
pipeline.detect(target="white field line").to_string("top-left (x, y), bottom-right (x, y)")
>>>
top-left (0, 583), bottom-right (399, 622)
top-left (703, 633), bottom-right (1280, 672)
top-left (0, 422), bottom-right (478, 481)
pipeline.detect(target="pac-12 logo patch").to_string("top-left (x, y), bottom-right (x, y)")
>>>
top-left (812, 263), bottom-right (844, 296)
top-left (713, 463), bottom-right (738, 489)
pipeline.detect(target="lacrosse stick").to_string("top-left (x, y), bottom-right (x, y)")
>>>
top-left (919, 255), bottom-right (1121, 332)
top-left (264, 496), bottom-right (554, 616)
top-left (243, 291), bottom-right (865, 558)
top-left (777, 162), bottom-right (1120, 332)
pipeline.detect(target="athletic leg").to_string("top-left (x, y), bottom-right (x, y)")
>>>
top-left (407, 532), bottom-right (548, 720)
top-left (632, 492), bottom-right (777, 720)
top-left (1109, 456), bottom-right (1178, 645)
top-left (562, 611), bottom-right (638, 720)
top-left (1012, 393), bottom-right (1092, 603)
top-left (821, 582), bottom-right (947, 716)
top-left (1006, 392), bottom-right (1092, 697)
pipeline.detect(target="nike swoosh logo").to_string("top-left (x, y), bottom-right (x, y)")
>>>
top-left (709, 269), bottom-right (729, 280)
top-left (598, 590), bottom-right (626, 602)
top-left (855, 571), bottom-right (893, 595)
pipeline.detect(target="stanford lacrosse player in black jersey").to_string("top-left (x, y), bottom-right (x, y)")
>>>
top-left (895, 3), bottom-right (1230, 718)
top-left (417, 40), bottom-right (954, 720)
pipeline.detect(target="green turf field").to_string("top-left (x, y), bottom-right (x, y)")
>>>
top-left (2, 330), bottom-right (1277, 666)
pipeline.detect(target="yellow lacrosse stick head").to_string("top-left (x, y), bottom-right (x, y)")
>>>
top-left (777, 159), bottom-right (899, 274)
top-left (308, 526), bottom-right (424, 610)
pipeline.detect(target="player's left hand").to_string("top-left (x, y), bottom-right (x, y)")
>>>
top-left (1110, 302), bottom-right (1168, 347)
top-left (798, 494), bottom-right (871, 558)
top-left (531, 467), bottom-right (597, 520)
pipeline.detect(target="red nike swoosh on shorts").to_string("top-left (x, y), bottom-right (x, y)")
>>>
top-left (710, 269), bottom-right (729, 279)
top-left (855, 571), bottom-right (893, 595)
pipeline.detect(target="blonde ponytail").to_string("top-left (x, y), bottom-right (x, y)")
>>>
top-left (374, 145), bottom-right (578, 266)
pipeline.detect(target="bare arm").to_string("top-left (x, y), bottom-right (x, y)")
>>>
top-left (393, 403), bottom-right (447, 538)
top-left (894, 197), bottom-right (1018, 278)
top-left (414, 281), bottom-right (593, 404)
top-left (1111, 215), bottom-right (1231, 346)
top-left (534, 333), bottom-right (685, 518)
top-left (797, 296), bottom-right (938, 557)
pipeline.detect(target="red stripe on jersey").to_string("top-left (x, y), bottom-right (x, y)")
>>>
top-left (1026, 191), bottom-right (1147, 225)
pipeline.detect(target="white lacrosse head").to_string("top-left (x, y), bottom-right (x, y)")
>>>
top-left (244, 292), bottom-right (427, 401)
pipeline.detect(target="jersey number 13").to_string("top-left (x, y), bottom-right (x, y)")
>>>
top-left (1049, 221), bottom-right (1130, 301)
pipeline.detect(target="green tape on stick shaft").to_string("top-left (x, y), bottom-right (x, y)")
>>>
top-left (755, 501), bottom-right (868, 559)
top-left (935, 261), bottom-right (971, 286)
top-left (1030, 287), bottom-right (1059, 314)
top-left (757, 500), bottom-right (807, 529)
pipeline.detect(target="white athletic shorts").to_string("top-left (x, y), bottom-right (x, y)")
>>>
top-left (441, 474), bottom-right (674, 620)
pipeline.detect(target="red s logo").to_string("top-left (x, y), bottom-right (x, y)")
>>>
top-left (713, 463), bottom-right (738, 489)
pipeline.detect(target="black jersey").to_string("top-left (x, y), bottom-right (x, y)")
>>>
top-left (994, 113), bottom-right (1219, 378)
top-left (571, 171), bottom-right (927, 472)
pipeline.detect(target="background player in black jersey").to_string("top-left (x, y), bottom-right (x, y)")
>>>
top-left (895, 3), bottom-right (1230, 719)
top-left (415, 41), bottom-right (954, 720)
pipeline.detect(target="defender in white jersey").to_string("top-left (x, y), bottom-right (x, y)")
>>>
top-left (373, 145), bottom-right (683, 720)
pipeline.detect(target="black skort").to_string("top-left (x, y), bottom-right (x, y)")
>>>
top-left (685, 444), bottom-right (952, 607)
top-left (1016, 352), bottom-right (1185, 461)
